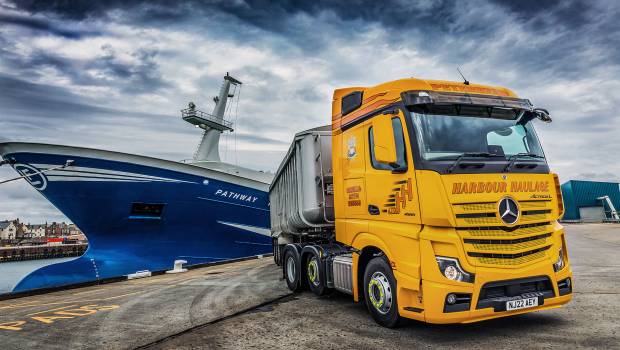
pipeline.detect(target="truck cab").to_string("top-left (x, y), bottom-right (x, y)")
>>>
top-left (271, 78), bottom-right (572, 327)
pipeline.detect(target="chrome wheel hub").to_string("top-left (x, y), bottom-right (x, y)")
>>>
top-left (286, 256), bottom-right (296, 283)
top-left (368, 271), bottom-right (392, 314)
top-left (307, 257), bottom-right (320, 287)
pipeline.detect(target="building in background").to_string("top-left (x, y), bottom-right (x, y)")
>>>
top-left (0, 220), bottom-right (17, 240)
top-left (26, 224), bottom-right (47, 238)
top-left (561, 180), bottom-right (620, 223)
top-left (46, 222), bottom-right (71, 237)
top-left (1, 220), bottom-right (87, 246)
top-left (66, 224), bottom-right (87, 243)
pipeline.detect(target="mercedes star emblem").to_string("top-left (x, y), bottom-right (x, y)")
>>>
top-left (498, 197), bottom-right (519, 225)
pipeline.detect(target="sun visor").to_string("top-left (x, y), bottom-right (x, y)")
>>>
top-left (402, 90), bottom-right (534, 111)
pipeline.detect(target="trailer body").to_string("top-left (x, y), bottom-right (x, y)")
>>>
top-left (269, 125), bottom-right (334, 239)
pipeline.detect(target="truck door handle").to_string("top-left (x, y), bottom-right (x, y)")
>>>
top-left (368, 205), bottom-right (380, 215)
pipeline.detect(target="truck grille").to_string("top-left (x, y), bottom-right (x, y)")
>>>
top-left (453, 200), bottom-right (554, 267)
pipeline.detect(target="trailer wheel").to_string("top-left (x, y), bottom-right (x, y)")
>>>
top-left (363, 256), bottom-right (402, 328)
top-left (306, 253), bottom-right (331, 296)
top-left (283, 249), bottom-right (302, 292)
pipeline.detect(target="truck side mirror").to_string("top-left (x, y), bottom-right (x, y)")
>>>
top-left (518, 108), bottom-right (552, 125)
top-left (371, 115), bottom-right (397, 165)
top-left (534, 108), bottom-right (552, 123)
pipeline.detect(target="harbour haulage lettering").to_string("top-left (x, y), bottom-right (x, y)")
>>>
top-left (452, 181), bottom-right (550, 194)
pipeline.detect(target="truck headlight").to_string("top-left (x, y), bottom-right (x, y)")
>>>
top-left (553, 248), bottom-right (565, 272)
top-left (436, 256), bottom-right (475, 283)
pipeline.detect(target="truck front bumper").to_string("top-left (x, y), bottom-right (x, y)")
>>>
top-left (409, 262), bottom-right (573, 324)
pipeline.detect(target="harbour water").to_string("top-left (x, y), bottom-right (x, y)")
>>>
top-left (0, 257), bottom-right (77, 294)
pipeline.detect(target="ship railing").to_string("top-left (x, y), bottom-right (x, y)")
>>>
top-left (179, 159), bottom-right (219, 164)
top-left (181, 108), bottom-right (234, 130)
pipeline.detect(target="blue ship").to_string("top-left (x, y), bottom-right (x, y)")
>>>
top-left (0, 74), bottom-right (273, 295)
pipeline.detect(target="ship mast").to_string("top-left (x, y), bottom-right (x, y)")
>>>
top-left (181, 73), bottom-right (241, 162)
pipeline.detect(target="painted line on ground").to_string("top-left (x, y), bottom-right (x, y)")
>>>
top-left (0, 290), bottom-right (146, 311)
top-left (0, 301), bottom-right (41, 310)
top-left (72, 288), bottom-right (111, 296)
top-left (26, 305), bottom-right (78, 317)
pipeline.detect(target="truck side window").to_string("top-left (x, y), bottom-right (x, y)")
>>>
top-left (369, 117), bottom-right (407, 170)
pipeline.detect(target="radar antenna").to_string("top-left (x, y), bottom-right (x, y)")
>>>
top-left (457, 67), bottom-right (470, 85)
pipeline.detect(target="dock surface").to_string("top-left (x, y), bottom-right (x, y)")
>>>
top-left (0, 257), bottom-right (289, 349)
top-left (151, 224), bottom-right (620, 350)
top-left (1, 224), bottom-right (619, 349)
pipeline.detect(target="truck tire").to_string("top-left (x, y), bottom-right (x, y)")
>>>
top-left (306, 252), bottom-right (331, 296)
top-left (363, 256), bottom-right (402, 328)
top-left (283, 249), bottom-right (303, 292)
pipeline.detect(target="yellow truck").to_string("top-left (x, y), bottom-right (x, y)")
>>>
top-left (269, 77), bottom-right (572, 327)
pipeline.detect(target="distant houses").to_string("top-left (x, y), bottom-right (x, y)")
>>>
top-left (0, 220), bottom-right (17, 240)
top-left (28, 224), bottom-right (46, 238)
top-left (0, 219), bottom-right (87, 247)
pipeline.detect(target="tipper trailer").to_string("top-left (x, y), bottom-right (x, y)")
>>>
top-left (270, 78), bottom-right (572, 327)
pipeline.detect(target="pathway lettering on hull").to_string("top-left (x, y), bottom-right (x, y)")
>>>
top-left (214, 189), bottom-right (258, 203)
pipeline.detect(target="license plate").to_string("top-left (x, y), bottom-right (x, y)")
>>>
top-left (506, 297), bottom-right (538, 311)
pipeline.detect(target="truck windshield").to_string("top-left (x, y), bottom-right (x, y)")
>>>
top-left (410, 112), bottom-right (545, 161)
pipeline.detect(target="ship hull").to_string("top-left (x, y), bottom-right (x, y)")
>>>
top-left (0, 143), bottom-right (272, 295)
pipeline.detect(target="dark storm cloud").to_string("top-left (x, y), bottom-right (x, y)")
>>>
top-left (489, 0), bottom-right (591, 28)
top-left (6, 0), bottom-right (618, 134)
top-left (13, 0), bottom-right (619, 79)
top-left (0, 40), bottom-right (170, 94)
top-left (0, 74), bottom-right (109, 119)
top-left (97, 45), bottom-right (171, 94)
top-left (8, 1), bottom-right (612, 89)
top-left (0, 12), bottom-right (101, 38)
top-left (8, 0), bottom-right (191, 21)
top-left (0, 74), bottom-right (170, 124)
top-left (8, 1), bottom-right (595, 33)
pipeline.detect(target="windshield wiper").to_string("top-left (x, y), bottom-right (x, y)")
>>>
top-left (503, 153), bottom-right (545, 172)
top-left (447, 152), bottom-right (500, 173)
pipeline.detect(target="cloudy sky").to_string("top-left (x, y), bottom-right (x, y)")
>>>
top-left (1, 0), bottom-right (619, 223)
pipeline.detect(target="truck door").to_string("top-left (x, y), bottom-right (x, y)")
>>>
top-left (365, 111), bottom-right (421, 224)
top-left (341, 123), bottom-right (368, 218)
top-left (364, 110), bottom-right (422, 295)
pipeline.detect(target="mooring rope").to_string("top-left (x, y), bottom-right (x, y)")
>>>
top-left (0, 159), bottom-right (16, 167)
top-left (0, 159), bottom-right (75, 186)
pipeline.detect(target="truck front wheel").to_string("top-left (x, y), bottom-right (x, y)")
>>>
top-left (363, 256), bottom-right (402, 328)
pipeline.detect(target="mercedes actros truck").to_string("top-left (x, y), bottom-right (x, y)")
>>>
top-left (269, 77), bottom-right (572, 327)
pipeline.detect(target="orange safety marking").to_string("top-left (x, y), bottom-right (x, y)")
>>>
top-left (26, 304), bottom-right (78, 317)
top-left (0, 290), bottom-right (144, 311)
top-left (0, 321), bottom-right (27, 331)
